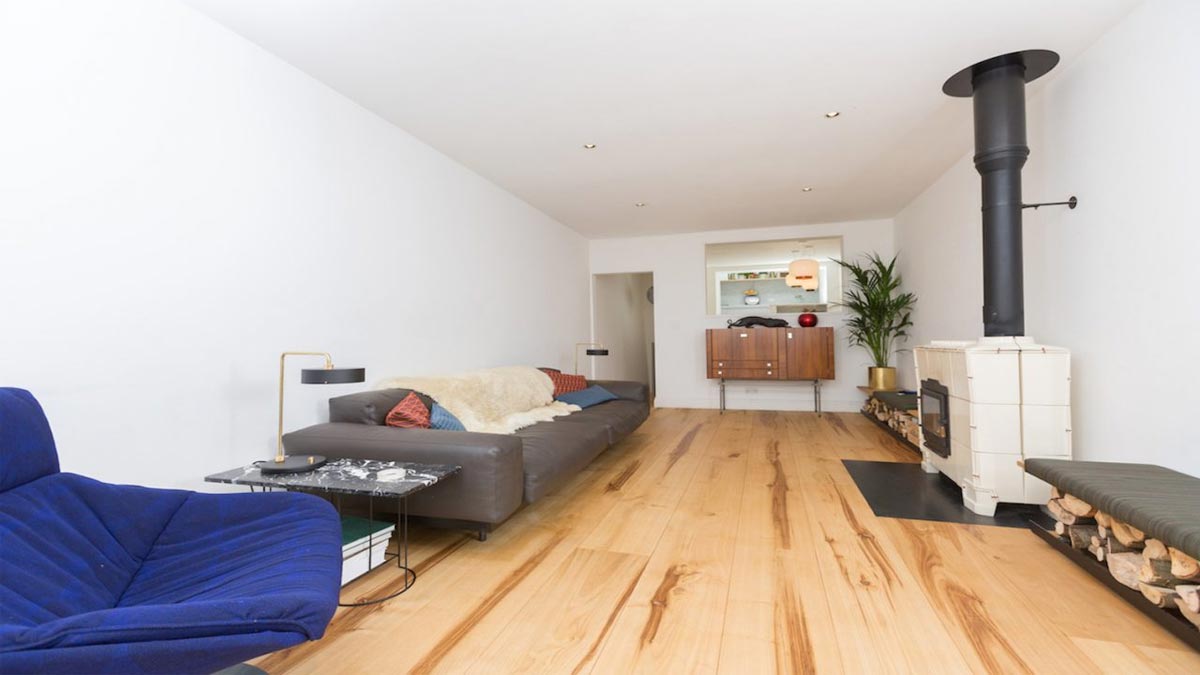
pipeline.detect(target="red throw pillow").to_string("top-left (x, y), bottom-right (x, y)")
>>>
top-left (540, 368), bottom-right (587, 397)
top-left (385, 392), bottom-right (431, 429)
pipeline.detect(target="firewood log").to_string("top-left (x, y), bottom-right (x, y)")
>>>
top-left (1142, 539), bottom-right (1170, 562)
top-left (1046, 499), bottom-right (1094, 526)
top-left (1175, 598), bottom-right (1200, 630)
top-left (1104, 536), bottom-right (1133, 555)
top-left (1110, 520), bottom-right (1146, 548)
top-left (1060, 494), bottom-right (1097, 518)
top-left (1107, 552), bottom-right (1142, 590)
top-left (1088, 542), bottom-right (1106, 562)
top-left (1095, 511), bottom-right (1112, 528)
top-left (1068, 524), bottom-right (1099, 551)
top-left (1054, 521), bottom-right (1068, 537)
top-left (1097, 524), bottom-right (1109, 540)
top-left (1051, 486), bottom-right (1065, 499)
top-left (1138, 583), bottom-right (1179, 609)
top-left (1138, 558), bottom-right (1178, 587)
top-left (1169, 547), bottom-right (1200, 580)
top-left (1177, 585), bottom-right (1200, 614)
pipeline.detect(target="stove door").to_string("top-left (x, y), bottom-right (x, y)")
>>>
top-left (920, 379), bottom-right (951, 458)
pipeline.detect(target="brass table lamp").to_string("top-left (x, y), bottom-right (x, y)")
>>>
top-left (574, 342), bottom-right (610, 376)
top-left (262, 351), bottom-right (365, 475)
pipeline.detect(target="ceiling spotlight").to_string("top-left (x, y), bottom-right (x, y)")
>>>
top-left (824, 111), bottom-right (840, 118)
top-left (801, 187), bottom-right (813, 192)
top-left (583, 143), bottom-right (597, 149)
top-left (634, 202), bottom-right (646, 207)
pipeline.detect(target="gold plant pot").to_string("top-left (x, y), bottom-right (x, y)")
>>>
top-left (868, 366), bottom-right (897, 391)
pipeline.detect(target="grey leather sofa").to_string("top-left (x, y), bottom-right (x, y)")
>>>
top-left (283, 380), bottom-right (649, 538)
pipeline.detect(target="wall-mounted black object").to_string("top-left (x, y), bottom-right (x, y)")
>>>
top-left (1024, 196), bottom-right (1077, 210)
top-left (944, 49), bottom-right (1075, 337)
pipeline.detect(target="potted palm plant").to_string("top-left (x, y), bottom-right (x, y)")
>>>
top-left (836, 253), bottom-right (917, 391)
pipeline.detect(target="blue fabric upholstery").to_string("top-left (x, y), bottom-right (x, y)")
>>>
top-left (0, 389), bottom-right (59, 492)
top-left (556, 385), bottom-right (619, 409)
top-left (0, 388), bottom-right (342, 674)
top-left (429, 403), bottom-right (466, 431)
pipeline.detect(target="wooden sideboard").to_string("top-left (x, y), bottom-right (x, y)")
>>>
top-left (705, 326), bottom-right (835, 412)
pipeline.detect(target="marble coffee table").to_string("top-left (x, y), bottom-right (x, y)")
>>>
top-left (206, 457), bottom-right (460, 606)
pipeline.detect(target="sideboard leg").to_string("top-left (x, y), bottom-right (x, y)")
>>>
top-left (719, 378), bottom-right (726, 414)
top-left (813, 379), bottom-right (822, 416)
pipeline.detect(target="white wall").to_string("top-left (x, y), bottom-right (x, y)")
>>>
top-left (894, 0), bottom-right (1199, 475)
top-left (591, 219), bottom-right (895, 412)
top-left (591, 273), bottom-right (654, 386)
top-left (0, 0), bottom-right (589, 490)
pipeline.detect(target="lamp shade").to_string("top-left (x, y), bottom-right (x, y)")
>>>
top-left (786, 259), bottom-right (820, 290)
top-left (585, 348), bottom-right (610, 356)
top-left (300, 367), bottom-right (366, 384)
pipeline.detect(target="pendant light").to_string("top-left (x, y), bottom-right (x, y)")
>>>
top-left (786, 243), bottom-right (820, 291)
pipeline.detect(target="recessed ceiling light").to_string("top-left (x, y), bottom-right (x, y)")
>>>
top-left (824, 111), bottom-right (840, 118)
top-left (801, 187), bottom-right (814, 192)
top-left (583, 143), bottom-right (597, 149)
top-left (634, 202), bottom-right (646, 207)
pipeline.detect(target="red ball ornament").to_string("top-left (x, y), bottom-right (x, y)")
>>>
top-left (798, 313), bottom-right (818, 328)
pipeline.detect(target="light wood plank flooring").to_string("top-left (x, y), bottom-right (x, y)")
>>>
top-left (256, 409), bottom-right (1200, 674)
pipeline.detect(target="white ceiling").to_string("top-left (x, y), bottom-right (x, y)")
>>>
top-left (184, 0), bottom-right (1140, 238)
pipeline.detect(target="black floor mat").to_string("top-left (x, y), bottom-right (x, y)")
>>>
top-left (843, 459), bottom-right (1052, 528)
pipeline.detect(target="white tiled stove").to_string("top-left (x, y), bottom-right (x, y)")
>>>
top-left (914, 336), bottom-right (1071, 516)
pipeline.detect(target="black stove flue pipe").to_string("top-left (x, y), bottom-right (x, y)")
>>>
top-left (944, 50), bottom-right (1059, 337)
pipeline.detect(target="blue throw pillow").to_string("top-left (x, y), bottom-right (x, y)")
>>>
top-left (556, 385), bottom-right (619, 408)
top-left (429, 403), bottom-right (466, 431)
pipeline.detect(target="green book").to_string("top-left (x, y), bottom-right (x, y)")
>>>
top-left (341, 516), bottom-right (393, 548)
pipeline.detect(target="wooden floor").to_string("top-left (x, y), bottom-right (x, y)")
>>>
top-left (257, 409), bottom-right (1200, 674)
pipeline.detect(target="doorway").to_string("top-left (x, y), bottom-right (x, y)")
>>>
top-left (591, 272), bottom-right (655, 396)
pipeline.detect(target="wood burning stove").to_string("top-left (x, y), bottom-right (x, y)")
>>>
top-left (906, 50), bottom-right (1076, 517)
top-left (919, 379), bottom-right (950, 458)
top-left (914, 338), bottom-right (1071, 516)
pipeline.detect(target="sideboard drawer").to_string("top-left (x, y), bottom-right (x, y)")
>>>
top-left (710, 359), bottom-right (776, 370)
top-left (710, 365), bottom-right (780, 380)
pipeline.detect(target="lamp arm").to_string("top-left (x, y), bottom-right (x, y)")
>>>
top-left (574, 342), bottom-right (605, 376)
top-left (276, 351), bottom-right (333, 461)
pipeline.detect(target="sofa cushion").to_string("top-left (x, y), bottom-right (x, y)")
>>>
top-left (553, 399), bottom-right (649, 446)
top-left (540, 369), bottom-right (587, 397)
top-left (429, 403), bottom-right (466, 431)
top-left (516, 419), bottom-right (610, 503)
top-left (330, 388), bottom-right (433, 426)
top-left (556, 385), bottom-right (618, 408)
top-left (385, 392), bottom-right (432, 429)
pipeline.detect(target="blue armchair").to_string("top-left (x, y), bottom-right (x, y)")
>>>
top-left (0, 388), bottom-right (342, 674)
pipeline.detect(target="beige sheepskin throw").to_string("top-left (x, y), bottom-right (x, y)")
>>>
top-left (378, 366), bottom-right (578, 434)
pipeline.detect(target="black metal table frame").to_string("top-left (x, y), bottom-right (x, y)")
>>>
top-left (718, 377), bottom-right (823, 415)
top-left (248, 484), bottom-right (415, 607)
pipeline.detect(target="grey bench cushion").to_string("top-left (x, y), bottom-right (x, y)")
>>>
top-left (1025, 458), bottom-right (1200, 561)
top-left (872, 391), bottom-right (917, 411)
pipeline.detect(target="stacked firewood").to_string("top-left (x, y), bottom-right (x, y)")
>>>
top-left (1045, 487), bottom-right (1200, 630)
top-left (861, 397), bottom-right (920, 446)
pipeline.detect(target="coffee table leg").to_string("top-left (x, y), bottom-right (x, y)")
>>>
top-left (337, 495), bottom-right (416, 607)
top-left (401, 496), bottom-right (408, 574)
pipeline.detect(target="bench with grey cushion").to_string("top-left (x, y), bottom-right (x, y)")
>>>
top-left (283, 380), bottom-right (649, 537)
top-left (1024, 458), bottom-right (1200, 561)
